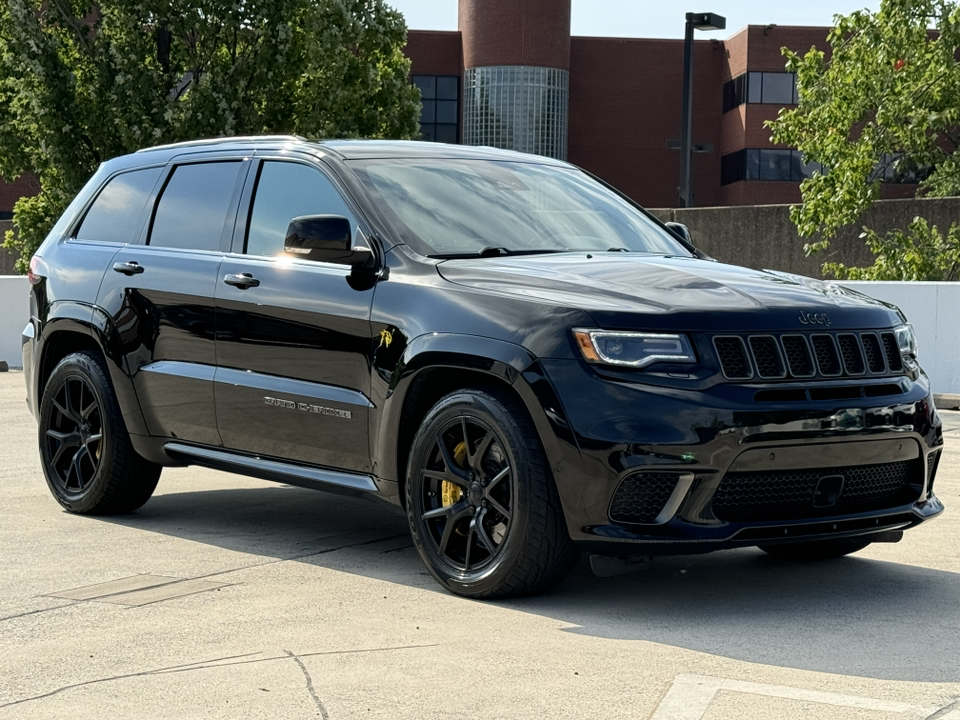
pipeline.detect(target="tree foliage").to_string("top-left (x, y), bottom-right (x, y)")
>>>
top-left (0, 0), bottom-right (420, 272)
top-left (770, 0), bottom-right (960, 280)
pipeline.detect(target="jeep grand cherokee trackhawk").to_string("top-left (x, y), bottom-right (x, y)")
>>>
top-left (22, 137), bottom-right (944, 598)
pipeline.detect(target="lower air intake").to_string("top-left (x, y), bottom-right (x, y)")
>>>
top-left (610, 472), bottom-right (682, 524)
top-left (712, 460), bottom-right (921, 522)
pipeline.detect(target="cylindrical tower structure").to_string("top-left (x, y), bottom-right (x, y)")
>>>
top-left (459, 0), bottom-right (571, 159)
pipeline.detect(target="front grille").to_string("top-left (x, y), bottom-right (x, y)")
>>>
top-left (712, 460), bottom-right (921, 522)
top-left (713, 336), bottom-right (751, 380)
top-left (748, 336), bottom-right (785, 378)
top-left (610, 472), bottom-right (681, 524)
top-left (837, 334), bottom-right (865, 374)
top-left (882, 333), bottom-right (904, 372)
top-left (861, 333), bottom-right (886, 373)
top-left (811, 334), bottom-right (842, 376)
top-left (781, 335), bottom-right (814, 377)
top-left (714, 330), bottom-right (904, 382)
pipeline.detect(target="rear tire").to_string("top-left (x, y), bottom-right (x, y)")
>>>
top-left (405, 388), bottom-right (579, 598)
top-left (759, 538), bottom-right (871, 561)
top-left (38, 351), bottom-right (161, 515)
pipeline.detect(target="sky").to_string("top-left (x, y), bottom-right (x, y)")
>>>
top-left (386, 1), bottom-right (881, 39)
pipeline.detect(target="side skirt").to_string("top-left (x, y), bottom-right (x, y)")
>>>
top-left (164, 442), bottom-right (379, 495)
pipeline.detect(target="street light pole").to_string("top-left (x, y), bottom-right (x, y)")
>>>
top-left (679, 15), bottom-right (696, 208)
top-left (678, 11), bottom-right (726, 208)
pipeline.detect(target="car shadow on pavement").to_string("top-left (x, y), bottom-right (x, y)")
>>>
top-left (102, 483), bottom-right (958, 683)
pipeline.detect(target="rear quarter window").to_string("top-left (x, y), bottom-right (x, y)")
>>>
top-left (74, 167), bottom-right (164, 244)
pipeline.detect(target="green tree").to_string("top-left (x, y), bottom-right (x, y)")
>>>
top-left (0, 0), bottom-right (420, 272)
top-left (771, 0), bottom-right (960, 280)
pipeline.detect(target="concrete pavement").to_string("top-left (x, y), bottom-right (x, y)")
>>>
top-left (2, 369), bottom-right (959, 719)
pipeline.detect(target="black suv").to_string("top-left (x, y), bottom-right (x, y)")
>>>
top-left (22, 137), bottom-right (943, 598)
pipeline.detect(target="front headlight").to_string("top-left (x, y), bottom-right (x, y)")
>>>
top-left (573, 329), bottom-right (697, 368)
top-left (894, 324), bottom-right (917, 358)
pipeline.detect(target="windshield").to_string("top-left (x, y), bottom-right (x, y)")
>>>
top-left (347, 158), bottom-right (691, 258)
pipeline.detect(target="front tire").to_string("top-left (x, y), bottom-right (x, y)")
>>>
top-left (38, 352), bottom-right (161, 515)
top-left (759, 538), bottom-right (871, 561)
top-left (405, 388), bottom-right (578, 598)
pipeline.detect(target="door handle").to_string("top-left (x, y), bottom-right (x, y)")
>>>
top-left (112, 261), bottom-right (144, 275)
top-left (223, 272), bottom-right (260, 289)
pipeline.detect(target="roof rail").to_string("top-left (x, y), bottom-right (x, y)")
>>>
top-left (135, 135), bottom-right (306, 153)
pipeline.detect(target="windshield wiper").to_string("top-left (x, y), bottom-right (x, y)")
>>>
top-left (429, 247), bottom-right (568, 259)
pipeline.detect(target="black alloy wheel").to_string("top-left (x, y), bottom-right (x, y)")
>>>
top-left (45, 374), bottom-right (104, 494)
top-left (39, 352), bottom-right (161, 515)
top-left (417, 415), bottom-right (514, 573)
top-left (406, 388), bottom-right (578, 598)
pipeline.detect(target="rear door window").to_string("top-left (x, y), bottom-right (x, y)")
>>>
top-left (149, 162), bottom-right (241, 251)
top-left (75, 167), bottom-right (163, 244)
top-left (244, 161), bottom-right (359, 257)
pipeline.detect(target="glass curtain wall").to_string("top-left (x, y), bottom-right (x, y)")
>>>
top-left (462, 66), bottom-right (569, 160)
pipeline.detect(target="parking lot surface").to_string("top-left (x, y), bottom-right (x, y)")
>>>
top-left (2, 370), bottom-right (959, 719)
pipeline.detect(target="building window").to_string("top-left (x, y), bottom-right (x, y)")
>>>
top-left (721, 149), bottom-right (823, 185)
top-left (870, 153), bottom-right (934, 184)
top-left (722, 72), bottom-right (798, 113)
top-left (722, 148), bottom-right (932, 186)
top-left (414, 75), bottom-right (460, 144)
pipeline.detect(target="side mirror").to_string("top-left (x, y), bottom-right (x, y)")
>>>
top-left (665, 222), bottom-right (692, 245)
top-left (284, 215), bottom-right (374, 269)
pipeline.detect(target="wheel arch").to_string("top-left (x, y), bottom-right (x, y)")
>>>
top-left (374, 333), bottom-right (576, 508)
top-left (36, 307), bottom-right (148, 437)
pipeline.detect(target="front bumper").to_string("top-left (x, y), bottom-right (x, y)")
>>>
top-left (538, 358), bottom-right (944, 556)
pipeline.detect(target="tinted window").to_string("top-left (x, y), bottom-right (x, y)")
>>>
top-left (761, 73), bottom-right (795, 105)
top-left (747, 72), bottom-right (763, 103)
top-left (746, 148), bottom-right (761, 180)
top-left (245, 162), bottom-right (358, 257)
top-left (721, 148), bottom-right (824, 184)
top-left (149, 162), bottom-right (240, 251)
top-left (413, 74), bottom-right (459, 145)
top-left (76, 167), bottom-right (163, 243)
top-left (726, 72), bottom-right (797, 110)
top-left (758, 149), bottom-right (793, 181)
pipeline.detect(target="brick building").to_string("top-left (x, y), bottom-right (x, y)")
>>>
top-left (0, 1), bottom-right (918, 217)
top-left (408, 0), bottom-right (919, 208)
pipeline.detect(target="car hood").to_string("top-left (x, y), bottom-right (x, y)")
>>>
top-left (436, 253), bottom-right (904, 332)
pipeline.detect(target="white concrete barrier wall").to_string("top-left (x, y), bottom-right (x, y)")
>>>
top-left (0, 275), bottom-right (956, 393)
top-left (841, 281), bottom-right (960, 396)
top-left (0, 276), bottom-right (29, 369)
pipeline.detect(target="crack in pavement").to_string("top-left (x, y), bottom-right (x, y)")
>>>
top-left (0, 603), bottom-right (77, 624)
top-left (924, 697), bottom-right (960, 719)
top-left (285, 649), bottom-right (329, 719)
top-left (0, 652), bottom-right (264, 708)
top-left (0, 644), bottom-right (439, 709)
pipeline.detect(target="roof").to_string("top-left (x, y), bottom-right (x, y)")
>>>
top-left (126, 136), bottom-right (571, 166)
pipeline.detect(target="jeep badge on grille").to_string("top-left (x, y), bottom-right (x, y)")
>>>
top-left (799, 311), bottom-right (831, 326)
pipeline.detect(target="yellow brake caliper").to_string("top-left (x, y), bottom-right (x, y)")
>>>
top-left (441, 441), bottom-right (468, 507)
